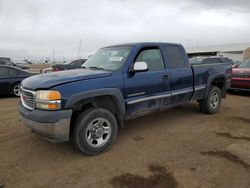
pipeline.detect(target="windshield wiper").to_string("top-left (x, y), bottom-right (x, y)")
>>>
top-left (88, 66), bottom-right (105, 71)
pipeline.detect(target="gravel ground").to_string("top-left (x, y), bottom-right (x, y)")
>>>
top-left (0, 92), bottom-right (249, 188)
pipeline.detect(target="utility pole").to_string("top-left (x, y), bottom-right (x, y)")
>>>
top-left (77, 39), bottom-right (82, 59)
top-left (52, 49), bottom-right (55, 64)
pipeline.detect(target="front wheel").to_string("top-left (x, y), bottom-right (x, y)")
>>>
top-left (199, 86), bottom-right (222, 114)
top-left (72, 107), bottom-right (118, 155)
top-left (11, 83), bottom-right (21, 97)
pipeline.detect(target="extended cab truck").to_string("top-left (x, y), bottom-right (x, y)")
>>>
top-left (19, 42), bottom-right (231, 155)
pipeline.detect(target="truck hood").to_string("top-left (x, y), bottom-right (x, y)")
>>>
top-left (22, 68), bottom-right (112, 90)
top-left (232, 68), bottom-right (250, 74)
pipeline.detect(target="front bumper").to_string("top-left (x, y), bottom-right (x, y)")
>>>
top-left (19, 104), bottom-right (72, 142)
top-left (231, 78), bottom-right (250, 90)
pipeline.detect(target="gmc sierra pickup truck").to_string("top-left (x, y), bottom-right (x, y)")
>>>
top-left (19, 42), bottom-right (231, 155)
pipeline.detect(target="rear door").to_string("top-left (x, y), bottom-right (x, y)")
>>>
top-left (164, 45), bottom-right (193, 105)
top-left (124, 47), bottom-right (171, 117)
top-left (0, 67), bottom-right (11, 95)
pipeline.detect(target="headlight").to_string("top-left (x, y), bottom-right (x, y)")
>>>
top-left (35, 90), bottom-right (61, 110)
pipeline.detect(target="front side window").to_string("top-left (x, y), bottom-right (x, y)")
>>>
top-left (9, 68), bottom-right (19, 75)
top-left (83, 46), bottom-right (132, 71)
top-left (135, 48), bottom-right (164, 71)
top-left (239, 59), bottom-right (250, 68)
top-left (0, 67), bottom-right (9, 76)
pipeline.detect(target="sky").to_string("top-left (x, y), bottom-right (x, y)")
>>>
top-left (0, 0), bottom-right (250, 62)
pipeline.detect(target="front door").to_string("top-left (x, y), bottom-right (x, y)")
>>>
top-left (124, 47), bottom-right (170, 117)
top-left (0, 67), bottom-right (11, 95)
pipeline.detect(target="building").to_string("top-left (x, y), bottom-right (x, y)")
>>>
top-left (0, 57), bottom-right (11, 63)
top-left (186, 42), bottom-right (250, 62)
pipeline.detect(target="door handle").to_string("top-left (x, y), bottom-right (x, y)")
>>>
top-left (162, 75), bottom-right (169, 79)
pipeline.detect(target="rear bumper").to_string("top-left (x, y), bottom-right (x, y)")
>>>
top-left (19, 104), bottom-right (72, 142)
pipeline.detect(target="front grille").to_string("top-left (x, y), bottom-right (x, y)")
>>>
top-left (21, 87), bottom-right (36, 110)
top-left (232, 74), bottom-right (250, 78)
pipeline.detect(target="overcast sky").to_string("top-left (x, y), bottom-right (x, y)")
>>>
top-left (0, 0), bottom-right (250, 62)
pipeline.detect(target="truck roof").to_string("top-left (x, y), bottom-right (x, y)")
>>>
top-left (104, 42), bottom-right (182, 48)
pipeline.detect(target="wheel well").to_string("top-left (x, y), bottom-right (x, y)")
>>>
top-left (211, 77), bottom-right (225, 90)
top-left (10, 82), bottom-right (20, 92)
top-left (69, 95), bottom-right (122, 139)
top-left (210, 77), bottom-right (227, 98)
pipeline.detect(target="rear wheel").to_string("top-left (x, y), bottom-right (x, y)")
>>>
top-left (11, 83), bottom-right (21, 97)
top-left (72, 107), bottom-right (118, 155)
top-left (199, 86), bottom-right (221, 114)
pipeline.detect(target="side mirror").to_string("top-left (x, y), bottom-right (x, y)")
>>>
top-left (132, 62), bottom-right (148, 72)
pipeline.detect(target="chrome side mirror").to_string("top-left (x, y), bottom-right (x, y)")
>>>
top-left (132, 62), bottom-right (148, 72)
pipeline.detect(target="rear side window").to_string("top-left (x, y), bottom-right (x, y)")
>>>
top-left (135, 48), bottom-right (165, 71)
top-left (166, 46), bottom-right (186, 68)
top-left (0, 67), bottom-right (9, 76)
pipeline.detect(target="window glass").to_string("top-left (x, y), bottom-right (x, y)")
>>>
top-left (83, 47), bottom-right (132, 71)
top-left (9, 68), bottom-right (19, 75)
top-left (212, 58), bottom-right (222, 64)
top-left (239, 59), bottom-right (250, 68)
top-left (202, 58), bottom-right (213, 64)
top-left (0, 67), bottom-right (9, 76)
top-left (189, 58), bottom-right (202, 65)
top-left (5, 62), bottom-right (14, 66)
top-left (135, 49), bottom-right (164, 71)
top-left (166, 46), bottom-right (186, 68)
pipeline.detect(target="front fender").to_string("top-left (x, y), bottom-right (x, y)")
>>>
top-left (65, 88), bottom-right (126, 118)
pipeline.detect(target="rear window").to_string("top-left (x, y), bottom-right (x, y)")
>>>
top-left (166, 46), bottom-right (186, 68)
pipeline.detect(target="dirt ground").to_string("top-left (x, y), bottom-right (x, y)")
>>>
top-left (0, 92), bottom-right (250, 188)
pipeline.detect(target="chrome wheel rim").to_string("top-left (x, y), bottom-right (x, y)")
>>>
top-left (86, 117), bottom-right (112, 148)
top-left (13, 85), bottom-right (21, 96)
top-left (210, 92), bottom-right (219, 109)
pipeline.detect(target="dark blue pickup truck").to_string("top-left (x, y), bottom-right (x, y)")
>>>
top-left (19, 42), bottom-right (231, 155)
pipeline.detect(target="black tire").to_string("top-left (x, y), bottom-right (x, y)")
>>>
top-left (72, 107), bottom-right (118, 155)
top-left (199, 86), bottom-right (222, 114)
top-left (11, 83), bottom-right (21, 97)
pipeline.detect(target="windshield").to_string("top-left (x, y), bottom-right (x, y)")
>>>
top-left (238, 59), bottom-right (250, 68)
top-left (82, 46), bottom-right (132, 71)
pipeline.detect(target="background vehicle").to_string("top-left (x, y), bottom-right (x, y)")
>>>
top-left (19, 42), bottom-right (231, 155)
top-left (189, 56), bottom-right (234, 65)
top-left (230, 58), bottom-right (250, 91)
top-left (0, 61), bottom-right (30, 69)
top-left (42, 59), bottom-right (86, 73)
top-left (0, 65), bottom-right (34, 96)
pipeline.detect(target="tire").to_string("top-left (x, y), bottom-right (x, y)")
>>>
top-left (199, 86), bottom-right (222, 114)
top-left (72, 107), bottom-right (118, 155)
top-left (11, 83), bottom-right (21, 97)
